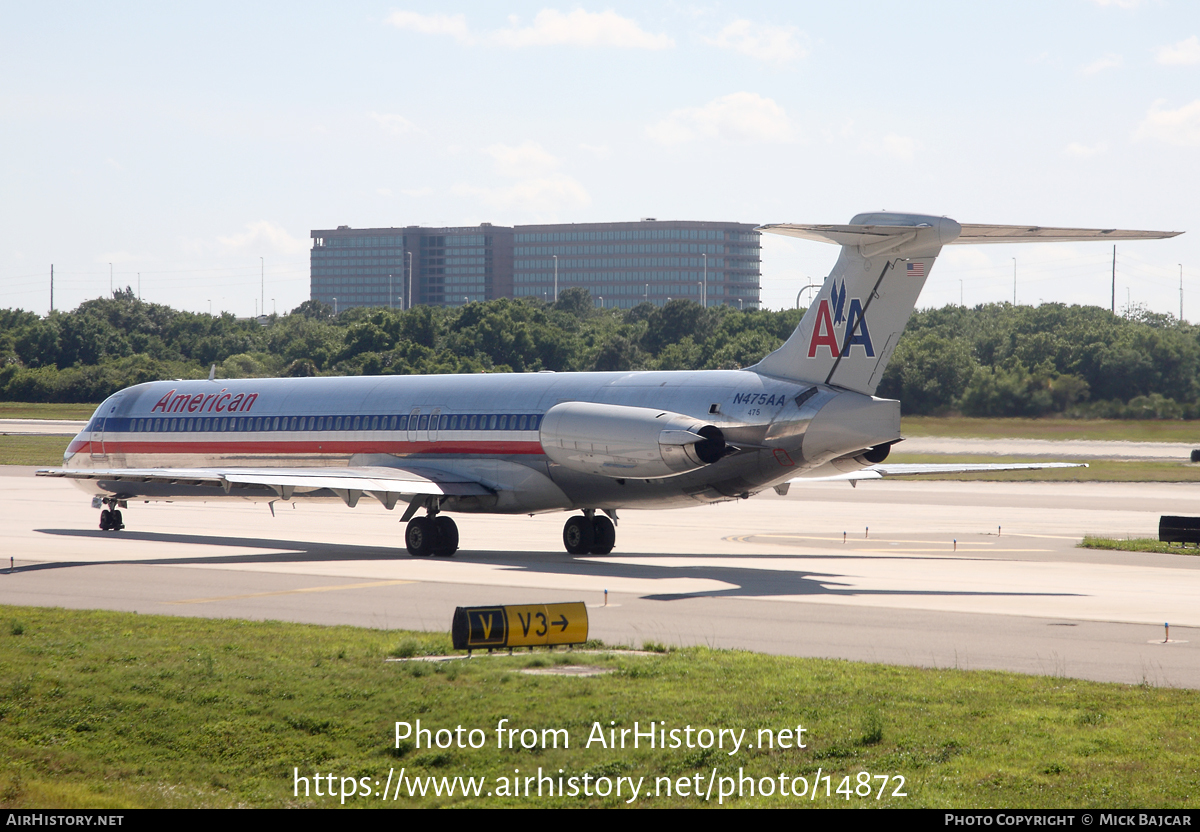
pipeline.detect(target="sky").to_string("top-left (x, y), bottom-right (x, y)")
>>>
top-left (3, 1), bottom-right (1199, 319)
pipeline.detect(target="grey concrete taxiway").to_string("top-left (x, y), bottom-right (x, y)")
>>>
top-left (3, 465), bottom-right (1200, 688)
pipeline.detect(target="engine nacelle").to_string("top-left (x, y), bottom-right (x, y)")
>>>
top-left (540, 401), bottom-right (726, 479)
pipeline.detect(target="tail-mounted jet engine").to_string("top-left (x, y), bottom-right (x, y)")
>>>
top-left (540, 401), bottom-right (727, 479)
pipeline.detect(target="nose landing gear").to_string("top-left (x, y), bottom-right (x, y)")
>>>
top-left (97, 498), bottom-right (126, 532)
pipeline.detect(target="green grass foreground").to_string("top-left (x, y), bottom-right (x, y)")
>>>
top-left (1078, 536), bottom-right (1200, 556)
top-left (0, 606), bottom-right (1197, 808)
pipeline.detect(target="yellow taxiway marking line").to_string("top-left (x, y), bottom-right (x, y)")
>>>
top-left (167, 580), bottom-right (416, 605)
top-left (998, 533), bottom-right (1088, 540)
top-left (752, 534), bottom-right (997, 546)
top-left (724, 535), bottom-right (1048, 553)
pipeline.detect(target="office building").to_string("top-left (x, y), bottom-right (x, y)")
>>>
top-left (310, 219), bottom-right (759, 311)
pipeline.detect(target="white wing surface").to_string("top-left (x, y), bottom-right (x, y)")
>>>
top-left (792, 462), bottom-right (1088, 483)
top-left (37, 465), bottom-right (492, 508)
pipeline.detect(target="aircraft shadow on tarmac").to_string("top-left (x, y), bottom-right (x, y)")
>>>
top-left (31, 528), bottom-right (1082, 602)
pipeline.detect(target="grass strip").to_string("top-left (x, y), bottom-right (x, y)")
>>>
top-left (0, 436), bottom-right (70, 466)
top-left (0, 403), bottom-right (96, 420)
top-left (1077, 535), bottom-right (1200, 556)
top-left (0, 605), bottom-right (1197, 808)
top-left (902, 416), bottom-right (1200, 443)
top-left (887, 454), bottom-right (1200, 482)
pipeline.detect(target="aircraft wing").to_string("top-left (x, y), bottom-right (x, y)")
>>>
top-left (36, 465), bottom-right (493, 507)
top-left (792, 462), bottom-right (1088, 483)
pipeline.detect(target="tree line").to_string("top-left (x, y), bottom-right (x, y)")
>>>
top-left (1, 287), bottom-right (1197, 418)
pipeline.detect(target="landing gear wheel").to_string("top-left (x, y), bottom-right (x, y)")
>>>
top-left (563, 515), bottom-right (595, 555)
top-left (99, 509), bottom-right (111, 531)
top-left (590, 516), bottom-right (615, 554)
top-left (109, 509), bottom-right (124, 531)
top-left (434, 516), bottom-right (459, 557)
top-left (406, 516), bottom-right (435, 557)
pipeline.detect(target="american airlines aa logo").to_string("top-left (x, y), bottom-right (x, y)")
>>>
top-left (807, 281), bottom-right (874, 358)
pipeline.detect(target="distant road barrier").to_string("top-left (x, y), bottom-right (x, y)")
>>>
top-left (1159, 515), bottom-right (1200, 546)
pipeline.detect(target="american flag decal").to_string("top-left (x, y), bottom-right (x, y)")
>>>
top-left (907, 262), bottom-right (925, 277)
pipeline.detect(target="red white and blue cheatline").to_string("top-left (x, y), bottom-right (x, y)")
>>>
top-left (906, 262), bottom-right (925, 277)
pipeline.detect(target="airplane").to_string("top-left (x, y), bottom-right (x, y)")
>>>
top-left (37, 212), bottom-right (1181, 557)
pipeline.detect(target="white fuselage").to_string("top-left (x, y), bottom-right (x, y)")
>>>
top-left (64, 369), bottom-right (900, 514)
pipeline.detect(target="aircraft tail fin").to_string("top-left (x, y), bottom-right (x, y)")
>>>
top-left (750, 212), bottom-right (1182, 394)
top-left (750, 212), bottom-right (958, 394)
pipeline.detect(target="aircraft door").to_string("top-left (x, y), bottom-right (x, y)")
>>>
top-left (408, 407), bottom-right (421, 443)
top-left (90, 394), bottom-right (123, 460)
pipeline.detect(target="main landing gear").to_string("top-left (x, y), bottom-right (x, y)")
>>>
top-left (404, 498), bottom-right (458, 558)
top-left (563, 509), bottom-right (616, 555)
top-left (97, 498), bottom-right (125, 532)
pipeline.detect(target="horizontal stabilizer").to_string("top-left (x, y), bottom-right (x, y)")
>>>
top-left (953, 224), bottom-right (1182, 244)
top-left (758, 222), bottom-right (942, 247)
top-left (759, 222), bottom-right (1182, 247)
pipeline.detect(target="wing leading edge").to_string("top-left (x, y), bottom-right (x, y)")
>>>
top-left (37, 465), bottom-right (492, 509)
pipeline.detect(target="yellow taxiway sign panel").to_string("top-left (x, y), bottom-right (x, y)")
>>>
top-left (452, 603), bottom-right (587, 650)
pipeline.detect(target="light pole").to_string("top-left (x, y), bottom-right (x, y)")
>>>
top-left (702, 253), bottom-right (707, 308)
top-left (552, 255), bottom-right (558, 303)
top-left (260, 256), bottom-right (264, 319)
top-left (795, 283), bottom-right (820, 309)
top-left (333, 297), bottom-right (338, 315)
top-left (406, 251), bottom-right (413, 310)
top-left (272, 298), bottom-right (276, 316)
